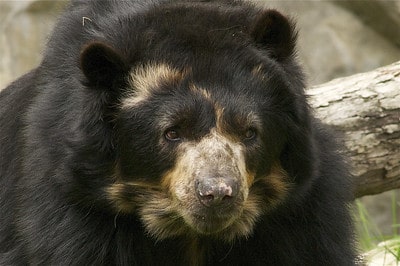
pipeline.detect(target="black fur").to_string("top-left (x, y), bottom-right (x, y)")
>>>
top-left (0, 0), bottom-right (356, 265)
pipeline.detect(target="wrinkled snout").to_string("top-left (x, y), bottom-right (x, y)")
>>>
top-left (195, 177), bottom-right (239, 208)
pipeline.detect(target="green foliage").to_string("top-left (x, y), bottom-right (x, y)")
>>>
top-left (356, 191), bottom-right (400, 264)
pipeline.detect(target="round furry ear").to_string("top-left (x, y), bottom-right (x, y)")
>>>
top-left (80, 42), bottom-right (128, 88)
top-left (251, 10), bottom-right (297, 61)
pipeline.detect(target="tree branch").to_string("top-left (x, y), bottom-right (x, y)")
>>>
top-left (308, 61), bottom-right (400, 198)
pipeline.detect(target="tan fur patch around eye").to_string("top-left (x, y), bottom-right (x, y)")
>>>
top-left (215, 107), bottom-right (263, 144)
top-left (214, 105), bottom-right (244, 144)
top-left (122, 63), bottom-right (186, 108)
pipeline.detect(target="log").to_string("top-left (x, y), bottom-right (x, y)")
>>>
top-left (308, 61), bottom-right (400, 198)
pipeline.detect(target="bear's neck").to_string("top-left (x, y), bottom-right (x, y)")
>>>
top-left (183, 236), bottom-right (234, 266)
top-left (185, 237), bottom-right (206, 266)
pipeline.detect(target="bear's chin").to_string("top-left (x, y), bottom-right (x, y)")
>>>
top-left (184, 211), bottom-right (240, 235)
top-left (139, 197), bottom-right (253, 242)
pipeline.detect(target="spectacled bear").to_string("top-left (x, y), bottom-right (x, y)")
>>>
top-left (0, 0), bottom-right (357, 265)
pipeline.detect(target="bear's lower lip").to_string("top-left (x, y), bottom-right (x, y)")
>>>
top-left (187, 211), bottom-right (239, 234)
top-left (191, 217), bottom-right (232, 234)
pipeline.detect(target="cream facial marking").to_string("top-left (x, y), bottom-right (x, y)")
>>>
top-left (109, 86), bottom-right (287, 242)
top-left (252, 163), bottom-right (291, 210)
top-left (215, 105), bottom-right (263, 145)
top-left (161, 129), bottom-right (254, 235)
top-left (189, 83), bottom-right (212, 101)
top-left (106, 181), bottom-right (163, 213)
top-left (106, 127), bottom-right (287, 243)
top-left (122, 63), bottom-right (185, 108)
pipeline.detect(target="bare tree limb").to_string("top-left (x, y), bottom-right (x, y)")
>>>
top-left (308, 61), bottom-right (400, 198)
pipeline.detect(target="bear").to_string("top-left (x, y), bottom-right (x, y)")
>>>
top-left (0, 0), bottom-right (357, 265)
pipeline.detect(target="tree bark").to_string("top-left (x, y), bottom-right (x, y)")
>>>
top-left (308, 61), bottom-right (400, 198)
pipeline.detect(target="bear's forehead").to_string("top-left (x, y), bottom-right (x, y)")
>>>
top-left (122, 62), bottom-right (264, 110)
top-left (121, 62), bottom-right (264, 136)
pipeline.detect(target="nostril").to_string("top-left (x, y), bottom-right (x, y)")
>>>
top-left (201, 194), bottom-right (215, 205)
top-left (222, 195), bottom-right (232, 201)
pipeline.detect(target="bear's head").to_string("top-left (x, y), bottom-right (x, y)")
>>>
top-left (77, 4), bottom-right (314, 243)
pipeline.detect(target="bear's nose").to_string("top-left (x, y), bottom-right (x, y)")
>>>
top-left (195, 177), bottom-right (239, 208)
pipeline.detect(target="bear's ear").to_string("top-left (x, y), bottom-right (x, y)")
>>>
top-left (250, 10), bottom-right (297, 61)
top-left (80, 42), bottom-right (128, 88)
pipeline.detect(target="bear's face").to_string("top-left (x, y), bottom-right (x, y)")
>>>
top-left (103, 62), bottom-right (292, 242)
top-left (79, 6), bottom-right (308, 242)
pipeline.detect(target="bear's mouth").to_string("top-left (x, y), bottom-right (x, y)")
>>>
top-left (108, 128), bottom-right (290, 242)
top-left (182, 203), bottom-right (244, 235)
top-left (107, 164), bottom-right (290, 243)
top-left (107, 175), bottom-right (288, 243)
top-left (136, 187), bottom-right (266, 243)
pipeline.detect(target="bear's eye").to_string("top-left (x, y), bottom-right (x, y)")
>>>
top-left (164, 129), bottom-right (181, 142)
top-left (243, 128), bottom-right (257, 141)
